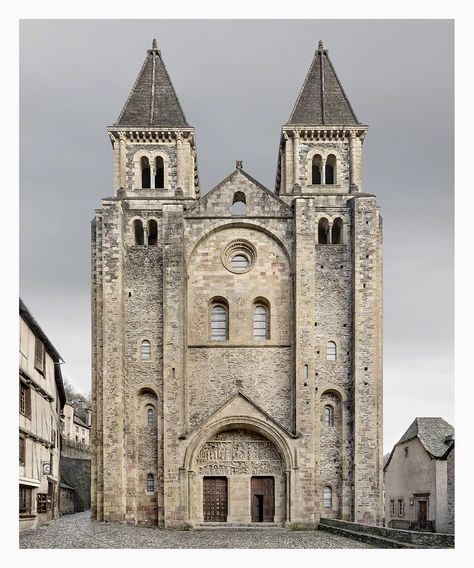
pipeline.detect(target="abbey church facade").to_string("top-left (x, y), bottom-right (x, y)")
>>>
top-left (91, 40), bottom-right (383, 527)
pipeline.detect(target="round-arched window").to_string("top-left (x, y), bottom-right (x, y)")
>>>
top-left (231, 254), bottom-right (250, 270)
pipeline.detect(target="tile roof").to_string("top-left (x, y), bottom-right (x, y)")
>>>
top-left (398, 417), bottom-right (454, 458)
top-left (287, 41), bottom-right (359, 126)
top-left (115, 39), bottom-right (189, 128)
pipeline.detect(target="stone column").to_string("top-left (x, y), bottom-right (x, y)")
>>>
top-left (352, 196), bottom-right (383, 525)
top-left (162, 203), bottom-right (186, 527)
top-left (293, 131), bottom-right (300, 186)
top-left (294, 197), bottom-right (317, 525)
top-left (119, 132), bottom-right (127, 190)
top-left (284, 132), bottom-right (293, 193)
top-left (350, 131), bottom-right (362, 191)
top-left (321, 157), bottom-right (326, 185)
top-left (176, 133), bottom-right (183, 190)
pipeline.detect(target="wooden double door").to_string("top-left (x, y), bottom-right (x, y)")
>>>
top-left (202, 476), bottom-right (275, 523)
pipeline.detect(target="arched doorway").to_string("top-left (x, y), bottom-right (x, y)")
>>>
top-left (191, 428), bottom-right (286, 524)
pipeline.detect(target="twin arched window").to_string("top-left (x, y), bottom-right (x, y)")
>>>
top-left (317, 218), bottom-right (343, 245)
top-left (312, 154), bottom-right (337, 185)
top-left (140, 156), bottom-right (165, 189)
top-left (209, 299), bottom-right (270, 341)
top-left (323, 486), bottom-right (333, 508)
top-left (132, 219), bottom-right (158, 246)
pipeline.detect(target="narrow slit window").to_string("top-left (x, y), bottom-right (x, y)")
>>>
top-left (324, 405), bottom-right (334, 427)
top-left (327, 341), bottom-right (337, 361)
top-left (323, 486), bottom-right (332, 508)
top-left (147, 407), bottom-right (155, 427)
top-left (147, 473), bottom-right (155, 492)
top-left (141, 340), bottom-right (151, 361)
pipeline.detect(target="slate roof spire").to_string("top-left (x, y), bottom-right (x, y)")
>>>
top-left (115, 39), bottom-right (190, 128)
top-left (287, 40), bottom-right (360, 126)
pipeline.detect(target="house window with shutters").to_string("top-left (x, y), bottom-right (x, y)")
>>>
top-left (398, 499), bottom-right (405, 516)
top-left (19, 383), bottom-right (31, 417)
top-left (19, 435), bottom-right (25, 466)
top-left (34, 337), bottom-right (45, 374)
top-left (19, 485), bottom-right (32, 515)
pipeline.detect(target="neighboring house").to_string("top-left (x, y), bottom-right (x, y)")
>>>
top-left (19, 299), bottom-right (66, 530)
top-left (63, 400), bottom-right (91, 447)
top-left (384, 417), bottom-right (454, 534)
top-left (91, 39), bottom-right (384, 527)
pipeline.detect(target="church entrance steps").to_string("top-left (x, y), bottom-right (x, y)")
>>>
top-left (318, 518), bottom-right (454, 548)
top-left (195, 522), bottom-right (283, 530)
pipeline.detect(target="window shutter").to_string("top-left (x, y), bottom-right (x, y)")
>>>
top-left (34, 338), bottom-right (44, 372)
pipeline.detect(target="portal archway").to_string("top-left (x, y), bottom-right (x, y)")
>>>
top-left (187, 426), bottom-right (289, 525)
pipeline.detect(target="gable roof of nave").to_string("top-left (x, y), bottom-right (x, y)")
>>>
top-left (185, 167), bottom-right (292, 218)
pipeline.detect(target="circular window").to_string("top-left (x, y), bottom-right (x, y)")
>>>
top-left (222, 239), bottom-right (257, 274)
top-left (231, 254), bottom-right (249, 270)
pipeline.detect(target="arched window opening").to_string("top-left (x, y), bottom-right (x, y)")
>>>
top-left (327, 341), bottom-right (337, 361)
top-left (312, 155), bottom-right (322, 184)
top-left (148, 219), bottom-right (158, 246)
top-left (133, 219), bottom-right (144, 245)
top-left (147, 406), bottom-right (155, 427)
top-left (141, 156), bottom-right (151, 188)
top-left (253, 304), bottom-right (269, 340)
top-left (147, 473), bottom-right (155, 492)
top-left (325, 155), bottom-right (336, 185)
top-left (323, 486), bottom-right (333, 508)
top-left (303, 364), bottom-right (309, 380)
top-left (231, 191), bottom-right (247, 216)
top-left (318, 218), bottom-right (329, 245)
top-left (141, 340), bottom-right (151, 361)
top-left (332, 218), bottom-right (343, 245)
top-left (324, 405), bottom-right (334, 427)
top-left (154, 156), bottom-right (164, 189)
top-left (210, 303), bottom-right (228, 341)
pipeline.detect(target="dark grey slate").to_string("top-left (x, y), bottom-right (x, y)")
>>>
top-left (287, 43), bottom-right (359, 126)
top-left (397, 417), bottom-right (454, 458)
top-left (115, 41), bottom-right (189, 128)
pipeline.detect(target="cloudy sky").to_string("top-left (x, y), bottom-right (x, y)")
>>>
top-left (19, 19), bottom-right (454, 452)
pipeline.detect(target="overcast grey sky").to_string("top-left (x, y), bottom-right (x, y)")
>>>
top-left (19, 19), bottom-right (454, 452)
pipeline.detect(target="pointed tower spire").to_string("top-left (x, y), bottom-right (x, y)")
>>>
top-left (288, 41), bottom-right (359, 126)
top-left (115, 39), bottom-right (189, 127)
top-left (276, 42), bottom-right (367, 196)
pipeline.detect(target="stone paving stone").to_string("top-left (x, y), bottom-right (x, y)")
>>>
top-left (20, 512), bottom-right (374, 549)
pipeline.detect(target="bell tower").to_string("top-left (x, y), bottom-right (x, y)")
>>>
top-left (107, 39), bottom-right (199, 199)
top-left (276, 41), bottom-right (367, 196)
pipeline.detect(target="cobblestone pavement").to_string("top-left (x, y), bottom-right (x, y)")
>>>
top-left (20, 512), bottom-right (373, 549)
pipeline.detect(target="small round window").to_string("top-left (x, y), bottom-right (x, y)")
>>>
top-left (231, 254), bottom-right (249, 270)
top-left (222, 239), bottom-right (257, 274)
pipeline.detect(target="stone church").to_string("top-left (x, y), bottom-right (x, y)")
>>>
top-left (91, 39), bottom-right (383, 527)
